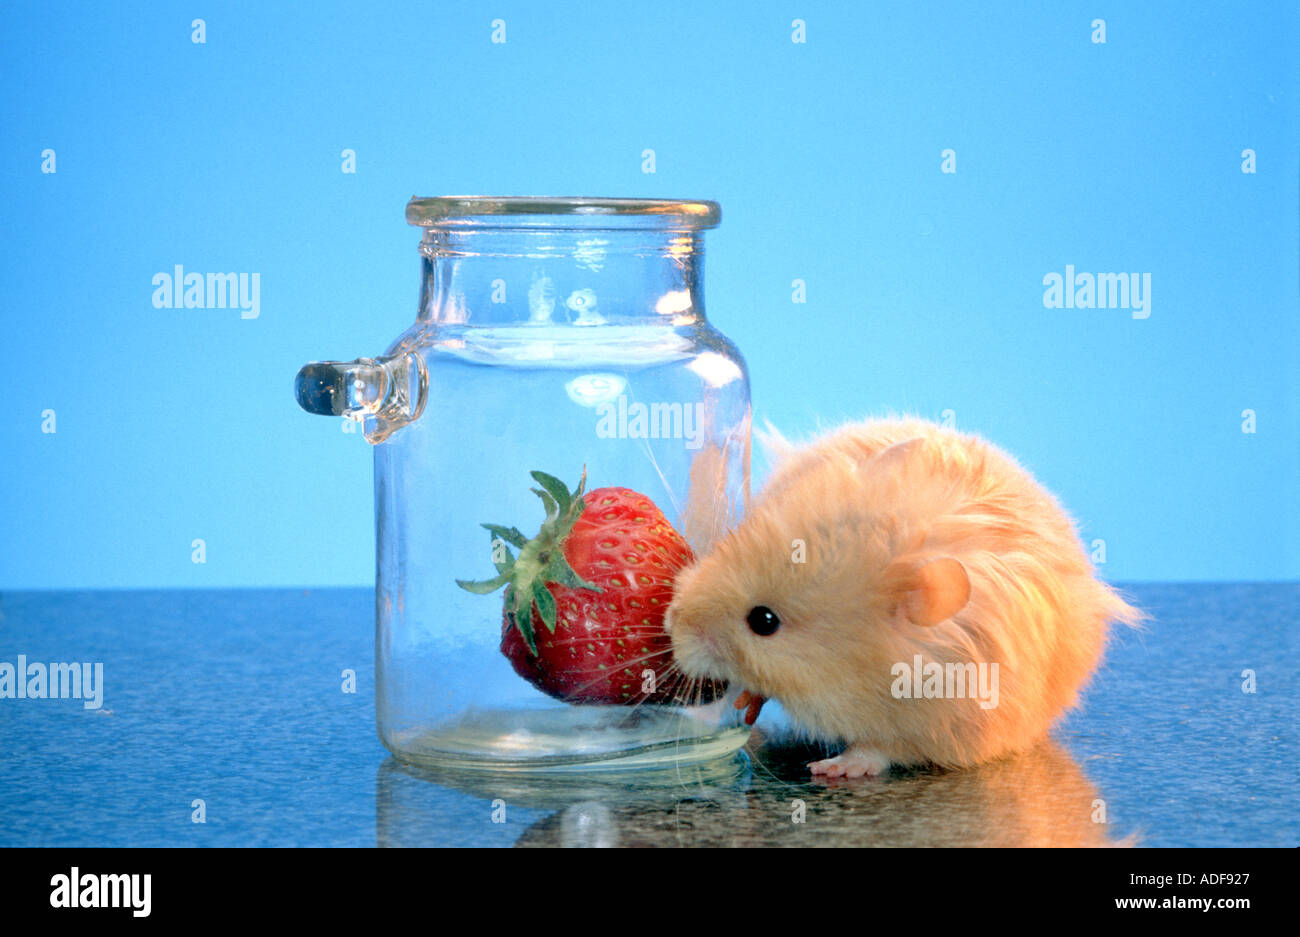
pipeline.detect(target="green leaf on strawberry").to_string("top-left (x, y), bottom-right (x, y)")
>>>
top-left (457, 468), bottom-right (602, 656)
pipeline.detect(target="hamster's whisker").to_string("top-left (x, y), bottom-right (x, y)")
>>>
top-left (554, 649), bottom-right (678, 699)
top-left (523, 632), bottom-right (669, 650)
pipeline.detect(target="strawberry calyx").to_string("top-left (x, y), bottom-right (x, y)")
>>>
top-left (455, 468), bottom-right (602, 655)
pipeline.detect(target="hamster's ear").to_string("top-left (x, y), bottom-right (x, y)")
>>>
top-left (887, 557), bottom-right (970, 627)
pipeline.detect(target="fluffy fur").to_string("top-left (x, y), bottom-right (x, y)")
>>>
top-left (666, 418), bottom-right (1142, 772)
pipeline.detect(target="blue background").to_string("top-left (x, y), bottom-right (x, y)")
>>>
top-left (2, 1), bottom-right (1297, 588)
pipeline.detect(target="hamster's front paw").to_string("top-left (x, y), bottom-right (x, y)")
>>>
top-left (808, 745), bottom-right (890, 779)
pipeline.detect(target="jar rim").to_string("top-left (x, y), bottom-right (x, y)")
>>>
top-left (405, 196), bottom-right (720, 230)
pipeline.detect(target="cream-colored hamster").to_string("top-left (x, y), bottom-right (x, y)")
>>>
top-left (666, 418), bottom-right (1142, 778)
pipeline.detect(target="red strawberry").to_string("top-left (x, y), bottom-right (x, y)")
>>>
top-left (456, 469), bottom-right (724, 706)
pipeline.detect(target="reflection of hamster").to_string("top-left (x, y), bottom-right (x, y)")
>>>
top-left (513, 741), bottom-right (1126, 847)
top-left (666, 418), bottom-right (1142, 778)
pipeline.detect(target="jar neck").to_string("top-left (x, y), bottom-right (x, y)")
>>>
top-left (417, 228), bottom-right (706, 327)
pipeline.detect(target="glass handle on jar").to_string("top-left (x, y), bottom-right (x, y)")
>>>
top-left (294, 353), bottom-right (427, 443)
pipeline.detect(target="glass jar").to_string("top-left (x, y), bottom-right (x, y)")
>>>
top-left (296, 197), bottom-right (752, 772)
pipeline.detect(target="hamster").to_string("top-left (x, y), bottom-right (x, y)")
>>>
top-left (665, 418), bottom-right (1142, 778)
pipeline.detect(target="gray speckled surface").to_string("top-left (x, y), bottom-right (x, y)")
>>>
top-left (0, 585), bottom-right (1294, 847)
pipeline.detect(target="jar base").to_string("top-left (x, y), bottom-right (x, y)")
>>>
top-left (383, 704), bottom-right (751, 774)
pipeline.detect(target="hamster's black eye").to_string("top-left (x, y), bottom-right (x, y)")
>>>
top-left (746, 606), bottom-right (781, 636)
